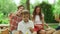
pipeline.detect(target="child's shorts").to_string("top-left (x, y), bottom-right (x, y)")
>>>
top-left (34, 24), bottom-right (44, 31)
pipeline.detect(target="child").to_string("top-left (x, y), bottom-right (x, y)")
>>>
top-left (9, 5), bottom-right (24, 34)
top-left (33, 6), bottom-right (44, 31)
top-left (17, 10), bottom-right (34, 34)
top-left (56, 14), bottom-right (60, 30)
top-left (32, 6), bottom-right (49, 34)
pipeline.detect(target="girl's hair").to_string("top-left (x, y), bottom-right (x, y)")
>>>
top-left (17, 5), bottom-right (24, 10)
top-left (33, 6), bottom-right (42, 20)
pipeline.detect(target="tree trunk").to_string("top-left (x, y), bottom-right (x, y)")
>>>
top-left (26, 0), bottom-right (30, 11)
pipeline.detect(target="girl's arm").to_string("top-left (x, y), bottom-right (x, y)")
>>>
top-left (42, 15), bottom-right (44, 28)
top-left (42, 18), bottom-right (50, 28)
top-left (44, 23), bottom-right (49, 28)
top-left (42, 14), bottom-right (49, 28)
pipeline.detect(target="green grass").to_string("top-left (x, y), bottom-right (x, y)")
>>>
top-left (49, 25), bottom-right (58, 28)
top-left (44, 23), bottom-right (58, 29)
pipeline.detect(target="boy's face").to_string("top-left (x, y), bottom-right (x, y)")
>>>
top-left (17, 11), bottom-right (21, 16)
top-left (17, 7), bottom-right (24, 16)
top-left (22, 14), bottom-right (29, 22)
top-left (19, 7), bottom-right (24, 11)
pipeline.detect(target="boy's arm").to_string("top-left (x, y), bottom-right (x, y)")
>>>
top-left (29, 21), bottom-right (34, 33)
top-left (17, 22), bottom-right (23, 34)
top-left (29, 27), bottom-right (34, 33)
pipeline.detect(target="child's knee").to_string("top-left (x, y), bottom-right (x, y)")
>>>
top-left (40, 30), bottom-right (46, 34)
top-left (37, 30), bottom-right (46, 34)
top-left (33, 31), bottom-right (37, 34)
top-left (46, 29), bottom-right (56, 34)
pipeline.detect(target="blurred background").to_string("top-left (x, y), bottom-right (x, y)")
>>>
top-left (0, 0), bottom-right (60, 28)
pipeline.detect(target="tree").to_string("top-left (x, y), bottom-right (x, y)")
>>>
top-left (26, 0), bottom-right (30, 11)
top-left (40, 2), bottom-right (57, 23)
top-left (53, 0), bottom-right (60, 22)
top-left (0, 0), bottom-right (17, 24)
top-left (0, 0), bottom-right (17, 17)
top-left (20, 0), bottom-right (30, 11)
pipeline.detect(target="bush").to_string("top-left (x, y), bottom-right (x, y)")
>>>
top-left (40, 2), bottom-right (58, 23)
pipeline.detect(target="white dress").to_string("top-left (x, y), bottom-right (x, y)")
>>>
top-left (35, 15), bottom-right (44, 24)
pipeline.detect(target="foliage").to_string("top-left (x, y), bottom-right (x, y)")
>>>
top-left (20, 0), bottom-right (27, 9)
top-left (0, 0), bottom-right (59, 24)
top-left (54, 0), bottom-right (60, 14)
top-left (40, 2), bottom-right (58, 23)
top-left (0, 18), bottom-right (9, 24)
top-left (0, 0), bottom-right (17, 24)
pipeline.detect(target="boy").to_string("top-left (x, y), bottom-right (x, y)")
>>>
top-left (9, 5), bottom-right (24, 34)
top-left (17, 10), bottom-right (34, 34)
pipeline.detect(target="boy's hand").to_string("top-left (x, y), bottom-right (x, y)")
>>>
top-left (29, 27), bottom-right (34, 33)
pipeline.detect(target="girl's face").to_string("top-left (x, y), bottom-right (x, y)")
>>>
top-left (36, 7), bottom-right (40, 14)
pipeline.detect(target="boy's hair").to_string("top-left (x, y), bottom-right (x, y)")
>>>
top-left (21, 10), bottom-right (32, 19)
top-left (21, 10), bottom-right (30, 15)
top-left (17, 5), bottom-right (24, 10)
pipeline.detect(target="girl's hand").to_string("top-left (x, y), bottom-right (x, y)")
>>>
top-left (38, 25), bottom-right (43, 29)
top-left (45, 24), bottom-right (49, 28)
top-left (35, 24), bottom-right (43, 29)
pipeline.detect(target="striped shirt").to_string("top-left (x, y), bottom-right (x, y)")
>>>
top-left (9, 13), bottom-right (22, 31)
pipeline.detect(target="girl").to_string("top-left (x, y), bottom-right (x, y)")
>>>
top-left (33, 6), bottom-right (44, 32)
top-left (32, 6), bottom-right (49, 34)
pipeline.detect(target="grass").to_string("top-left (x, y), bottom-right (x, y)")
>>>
top-left (0, 23), bottom-right (59, 34)
top-left (49, 25), bottom-right (58, 28)
top-left (44, 23), bottom-right (59, 29)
